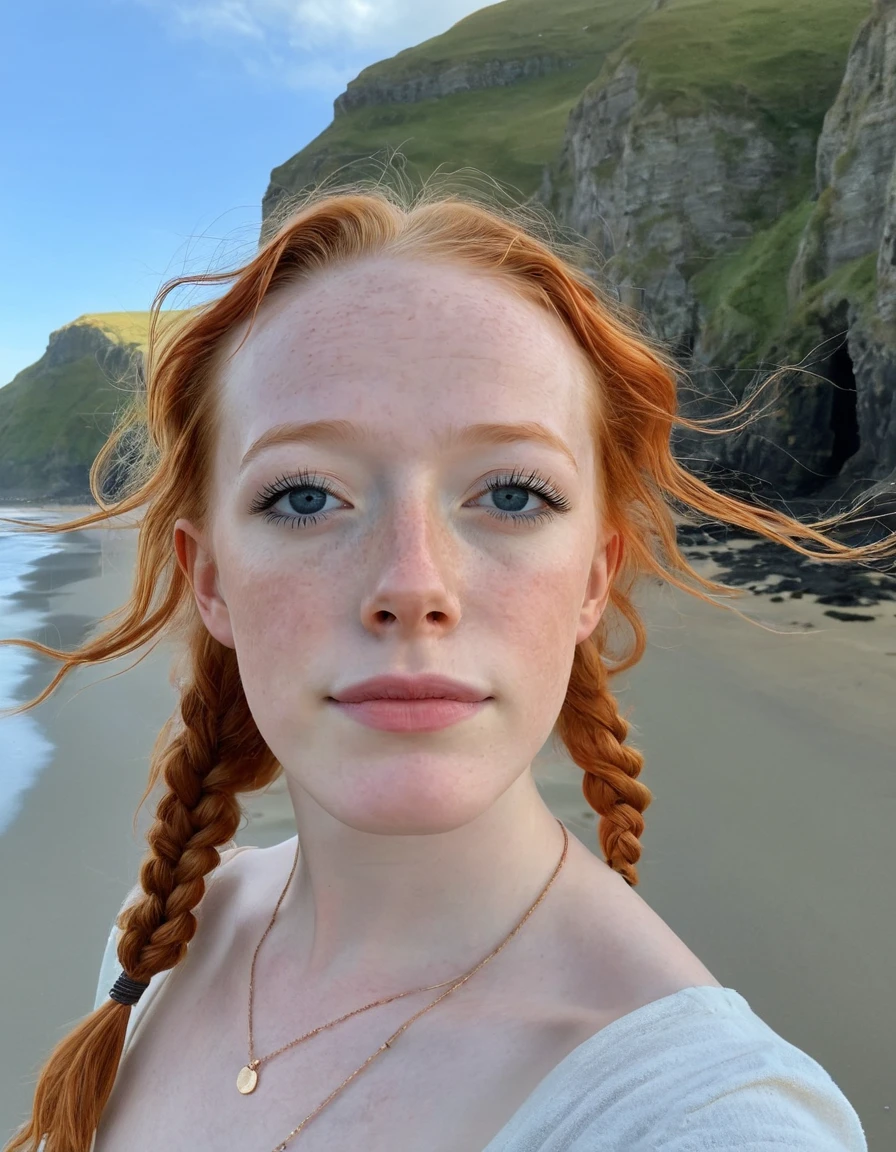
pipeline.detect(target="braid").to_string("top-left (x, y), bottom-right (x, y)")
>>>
top-left (118, 630), bottom-right (273, 980)
top-left (555, 639), bottom-right (652, 888)
top-left (6, 627), bottom-right (280, 1152)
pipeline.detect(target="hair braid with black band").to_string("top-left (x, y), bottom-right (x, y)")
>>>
top-left (115, 624), bottom-right (277, 989)
top-left (9, 619), bottom-right (280, 1152)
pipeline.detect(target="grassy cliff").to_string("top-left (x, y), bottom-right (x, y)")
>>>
top-left (261, 0), bottom-right (874, 400)
top-left (263, 0), bottom-right (655, 224)
top-left (0, 312), bottom-right (186, 502)
top-left (264, 0), bottom-right (868, 216)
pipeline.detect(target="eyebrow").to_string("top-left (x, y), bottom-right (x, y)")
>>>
top-left (238, 419), bottom-right (579, 475)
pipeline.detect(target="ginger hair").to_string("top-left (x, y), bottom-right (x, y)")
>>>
top-left (2, 175), bottom-right (895, 1152)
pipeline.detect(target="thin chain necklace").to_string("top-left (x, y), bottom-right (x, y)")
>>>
top-left (236, 818), bottom-right (569, 1152)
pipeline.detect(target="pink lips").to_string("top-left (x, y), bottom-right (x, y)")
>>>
top-left (332, 698), bottom-right (489, 732)
top-left (330, 673), bottom-right (489, 704)
top-left (328, 674), bottom-right (491, 732)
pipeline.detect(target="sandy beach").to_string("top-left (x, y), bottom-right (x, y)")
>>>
top-left (1, 504), bottom-right (894, 1148)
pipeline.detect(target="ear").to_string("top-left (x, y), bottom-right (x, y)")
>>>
top-left (173, 519), bottom-right (236, 650)
top-left (576, 530), bottom-right (624, 645)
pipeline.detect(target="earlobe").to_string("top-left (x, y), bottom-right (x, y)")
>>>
top-left (173, 519), bottom-right (236, 650)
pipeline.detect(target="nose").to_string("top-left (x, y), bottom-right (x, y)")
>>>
top-left (359, 494), bottom-right (462, 636)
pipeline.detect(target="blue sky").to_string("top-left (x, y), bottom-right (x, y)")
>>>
top-left (0, 0), bottom-right (490, 387)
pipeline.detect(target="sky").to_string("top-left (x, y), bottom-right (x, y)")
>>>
top-left (0, 0), bottom-right (494, 387)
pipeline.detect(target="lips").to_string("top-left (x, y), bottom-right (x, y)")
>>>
top-left (330, 673), bottom-right (489, 704)
top-left (331, 697), bottom-right (489, 733)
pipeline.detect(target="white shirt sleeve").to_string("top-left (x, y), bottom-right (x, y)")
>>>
top-left (484, 987), bottom-right (867, 1151)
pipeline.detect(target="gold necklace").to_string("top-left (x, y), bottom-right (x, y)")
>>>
top-left (237, 818), bottom-right (569, 1152)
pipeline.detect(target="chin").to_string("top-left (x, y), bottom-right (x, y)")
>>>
top-left (316, 787), bottom-right (497, 838)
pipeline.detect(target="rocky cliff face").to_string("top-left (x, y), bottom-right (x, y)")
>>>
top-left (42, 319), bottom-right (133, 372)
top-left (847, 0), bottom-right (896, 486)
top-left (880, 158), bottom-right (896, 325)
top-left (790, 0), bottom-right (896, 298)
top-left (543, 0), bottom-right (896, 503)
top-left (335, 55), bottom-right (580, 115)
top-left (545, 58), bottom-right (813, 354)
top-left (779, 0), bottom-right (896, 495)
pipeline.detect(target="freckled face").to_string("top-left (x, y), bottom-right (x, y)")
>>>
top-left (183, 255), bottom-right (617, 835)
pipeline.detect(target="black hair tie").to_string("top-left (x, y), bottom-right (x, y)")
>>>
top-left (109, 971), bottom-right (150, 1006)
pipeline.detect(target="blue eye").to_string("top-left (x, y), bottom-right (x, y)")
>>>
top-left (249, 466), bottom-right (571, 530)
top-left (479, 469), bottom-right (572, 523)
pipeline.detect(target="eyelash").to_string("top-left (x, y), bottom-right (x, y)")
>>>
top-left (249, 466), bottom-right (572, 530)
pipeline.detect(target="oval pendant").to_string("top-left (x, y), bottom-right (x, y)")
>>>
top-left (237, 1065), bottom-right (258, 1094)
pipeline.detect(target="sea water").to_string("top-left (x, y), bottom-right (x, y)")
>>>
top-left (0, 507), bottom-right (72, 835)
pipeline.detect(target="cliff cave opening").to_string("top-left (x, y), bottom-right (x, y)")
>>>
top-left (823, 340), bottom-right (860, 477)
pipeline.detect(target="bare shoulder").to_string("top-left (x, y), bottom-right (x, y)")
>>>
top-left (207, 836), bottom-right (295, 897)
top-left (550, 835), bottom-right (723, 1028)
top-left (187, 837), bottom-right (297, 963)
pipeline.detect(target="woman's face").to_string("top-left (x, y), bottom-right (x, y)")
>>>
top-left (175, 254), bottom-right (622, 834)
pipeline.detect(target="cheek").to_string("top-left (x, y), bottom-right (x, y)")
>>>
top-left (492, 569), bottom-right (580, 720)
top-left (221, 549), bottom-right (339, 717)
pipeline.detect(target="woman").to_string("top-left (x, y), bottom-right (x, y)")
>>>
top-left (3, 184), bottom-right (888, 1152)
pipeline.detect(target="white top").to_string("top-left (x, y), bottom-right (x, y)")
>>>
top-left (54, 844), bottom-right (869, 1151)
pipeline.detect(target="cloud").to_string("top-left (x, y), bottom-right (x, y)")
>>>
top-left (139, 0), bottom-right (493, 90)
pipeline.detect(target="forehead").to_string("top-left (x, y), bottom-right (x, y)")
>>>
top-left (215, 255), bottom-right (595, 469)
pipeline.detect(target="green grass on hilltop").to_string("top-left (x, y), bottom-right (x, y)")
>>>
top-left (346, 0), bottom-right (652, 85)
top-left (625, 0), bottom-right (871, 138)
top-left (61, 310), bottom-right (189, 351)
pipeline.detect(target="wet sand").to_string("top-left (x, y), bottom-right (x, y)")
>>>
top-left (1, 505), bottom-right (893, 1147)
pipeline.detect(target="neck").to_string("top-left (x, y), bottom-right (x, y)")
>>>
top-left (270, 770), bottom-right (570, 995)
